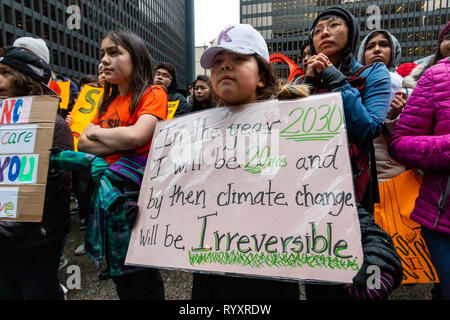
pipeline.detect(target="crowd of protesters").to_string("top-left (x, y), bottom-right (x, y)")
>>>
top-left (0, 7), bottom-right (448, 301)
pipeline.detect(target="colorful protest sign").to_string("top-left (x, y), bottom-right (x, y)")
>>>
top-left (373, 170), bottom-right (439, 284)
top-left (125, 93), bottom-right (364, 284)
top-left (49, 80), bottom-right (71, 110)
top-left (0, 96), bottom-right (59, 222)
top-left (70, 85), bottom-right (103, 151)
top-left (167, 100), bottom-right (180, 120)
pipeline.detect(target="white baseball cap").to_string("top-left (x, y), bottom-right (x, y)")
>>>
top-left (200, 24), bottom-right (269, 69)
top-left (13, 37), bottom-right (50, 64)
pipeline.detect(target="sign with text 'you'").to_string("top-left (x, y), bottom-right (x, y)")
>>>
top-left (0, 96), bottom-right (59, 221)
top-left (125, 93), bottom-right (364, 283)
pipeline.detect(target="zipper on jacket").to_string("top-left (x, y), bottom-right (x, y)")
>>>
top-left (435, 175), bottom-right (450, 228)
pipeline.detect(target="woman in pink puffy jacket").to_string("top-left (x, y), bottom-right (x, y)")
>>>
top-left (388, 23), bottom-right (450, 300)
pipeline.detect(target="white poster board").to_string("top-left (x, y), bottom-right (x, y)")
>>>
top-left (125, 93), bottom-right (363, 284)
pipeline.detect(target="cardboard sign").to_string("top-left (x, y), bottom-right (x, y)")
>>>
top-left (374, 170), bottom-right (439, 284)
top-left (125, 93), bottom-right (364, 284)
top-left (69, 85), bottom-right (104, 151)
top-left (167, 100), bottom-right (180, 120)
top-left (0, 96), bottom-right (59, 222)
top-left (49, 80), bottom-right (71, 110)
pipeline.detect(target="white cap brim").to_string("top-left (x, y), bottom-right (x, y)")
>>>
top-left (200, 45), bottom-right (257, 69)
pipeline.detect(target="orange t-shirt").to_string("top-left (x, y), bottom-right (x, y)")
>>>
top-left (91, 85), bottom-right (168, 164)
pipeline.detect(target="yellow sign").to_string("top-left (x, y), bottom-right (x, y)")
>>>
top-left (373, 170), bottom-right (439, 284)
top-left (70, 85), bottom-right (104, 151)
top-left (49, 80), bottom-right (71, 110)
top-left (167, 100), bottom-right (180, 120)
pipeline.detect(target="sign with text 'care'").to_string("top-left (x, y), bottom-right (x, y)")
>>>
top-left (0, 96), bottom-right (58, 221)
top-left (125, 93), bottom-right (364, 283)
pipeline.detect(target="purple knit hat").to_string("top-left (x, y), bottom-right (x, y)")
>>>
top-left (438, 21), bottom-right (450, 44)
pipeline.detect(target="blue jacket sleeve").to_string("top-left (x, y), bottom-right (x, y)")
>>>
top-left (332, 63), bottom-right (391, 148)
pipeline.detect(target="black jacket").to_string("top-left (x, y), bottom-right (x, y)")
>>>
top-left (356, 204), bottom-right (404, 289)
top-left (170, 91), bottom-right (192, 116)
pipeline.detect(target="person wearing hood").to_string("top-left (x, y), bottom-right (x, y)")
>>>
top-left (153, 62), bottom-right (191, 117)
top-left (304, 7), bottom-right (391, 150)
top-left (357, 30), bottom-right (407, 182)
top-left (304, 7), bottom-right (392, 208)
top-left (302, 7), bottom-right (403, 300)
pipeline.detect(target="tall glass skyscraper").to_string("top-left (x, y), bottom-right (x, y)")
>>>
top-left (0, 0), bottom-right (195, 89)
top-left (240, 0), bottom-right (449, 78)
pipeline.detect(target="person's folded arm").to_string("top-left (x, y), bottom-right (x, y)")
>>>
top-left (85, 114), bottom-right (159, 151)
top-left (77, 123), bottom-right (118, 156)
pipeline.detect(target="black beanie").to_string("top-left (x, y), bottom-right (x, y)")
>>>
top-left (309, 7), bottom-right (360, 56)
top-left (0, 47), bottom-right (51, 85)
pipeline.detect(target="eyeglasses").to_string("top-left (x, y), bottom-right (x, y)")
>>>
top-left (310, 20), bottom-right (345, 39)
top-left (155, 71), bottom-right (172, 79)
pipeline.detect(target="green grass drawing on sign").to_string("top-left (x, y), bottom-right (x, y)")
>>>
top-left (188, 250), bottom-right (360, 271)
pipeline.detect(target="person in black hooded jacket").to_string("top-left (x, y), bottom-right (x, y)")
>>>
top-left (301, 7), bottom-right (403, 300)
top-left (153, 62), bottom-right (191, 117)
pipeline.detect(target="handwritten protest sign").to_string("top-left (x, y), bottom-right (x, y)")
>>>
top-left (70, 85), bottom-right (103, 151)
top-left (49, 80), bottom-right (71, 110)
top-left (125, 93), bottom-right (364, 283)
top-left (0, 96), bottom-right (59, 221)
top-left (374, 170), bottom-right (439, 284)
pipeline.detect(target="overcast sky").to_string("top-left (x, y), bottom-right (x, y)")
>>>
top-left (195, 0), bottom-right (240, 46)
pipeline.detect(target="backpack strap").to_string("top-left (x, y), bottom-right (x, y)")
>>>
top-left (352, 64), bottom-right (372, 78)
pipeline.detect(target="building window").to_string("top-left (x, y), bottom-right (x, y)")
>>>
top-left (50, 27), bottom-right (56, 43)
top-left (15, 10), bottom-right (23, 29)
top-left (3, 5), bottom-right (12, 24)
top-left (6, 32), bottom-right (14, 46)
top-left (35, 20), bottom-right (41, 37)
top-left (53, 49), bottom-right (59, 65)
top-left (60, 52), bottom-right (66, 67)
top-left (33, 0), bottom-right (40, 13)
top-left (26, 15), bottom-right (33, 33)
top-left (43, 23), bottom-right (50, 40)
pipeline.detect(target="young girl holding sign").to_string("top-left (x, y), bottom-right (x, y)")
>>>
top-left (194, 23), bottom-right (402, 300)
top-left (0, 47), bottom-right (73, 300)
top-left (191, 24), bottom-right (304, 300)
top-left (77, 30), bottom-right (167, 299)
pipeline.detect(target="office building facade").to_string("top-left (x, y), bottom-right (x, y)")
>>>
top-left (0, 0), bottom-right (195, 89)
top-left (240, 0), bottom-right (450, 78)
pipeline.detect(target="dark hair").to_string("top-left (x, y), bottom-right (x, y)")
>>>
top-left (192, 75), bottom-right (217, 110)
top-left (309, 14), bottom-right (355, 76)
top-left (155, 61), bottom-right (177, 92)
top-left (9, 68), bottom-right (47, 96)
top-left (365, 31), bottom-right (391, 47)
top-left (300, 42), bottom-right (311, 58)
top-left (80, 74), bottom-right (99, 87)
top-left (0, 57), bottom-right (46, 97)
top-left (98, 30), bottom-right (154, 117)
top-left (424, 44), bottom-right (446, 72)
top-left (255, 54), bottom-right (278, 101)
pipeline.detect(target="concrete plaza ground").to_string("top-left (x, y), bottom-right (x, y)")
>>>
top-left (59, 211), bottom-right (434, 300)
